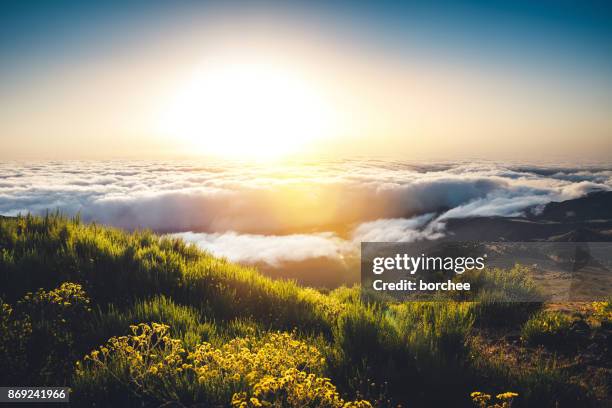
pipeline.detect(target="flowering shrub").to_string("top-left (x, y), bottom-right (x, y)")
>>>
top-left (190, 331), bottom-right (325, 387)
top-left (231, 368), bottom-right (372, 408)
top-left (77, 323), bottom-right (186, 402)
top-left (592, 301), bottom-right (612, 323)
top-left (0, 282), bottom-right (92, 384)
top-left (18, 282), bottom-right (92, 326)
top-left (471, 391), bottom-right (518, 408)
top-left (0, 302), bottom-right (32, 379)
top-left (76, 324), bottom-right (371, 407)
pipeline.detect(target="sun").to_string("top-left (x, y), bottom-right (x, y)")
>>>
top-left (158, 58), bottom-right (334, 159)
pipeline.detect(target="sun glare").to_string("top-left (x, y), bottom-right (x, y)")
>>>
top-left (159, 58), bottom-right (334, 159)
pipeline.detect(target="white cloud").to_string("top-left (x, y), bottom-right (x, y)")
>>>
top-left (0, 160), bottom-right (612, 239)
top-left (351, 213), bottom-right (444, 242)
top-left (175, 231), bottom-right (356, 267)
top-left (1, 159), bottom-right (610, 267)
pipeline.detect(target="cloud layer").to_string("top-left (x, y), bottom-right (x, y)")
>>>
top-left (175, 231), bottom-right (355, 267)
top-left (1, 160), bottom-right (610, 268)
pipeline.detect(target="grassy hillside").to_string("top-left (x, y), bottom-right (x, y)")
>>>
top-left (0, 214), bottom-right (607, 407)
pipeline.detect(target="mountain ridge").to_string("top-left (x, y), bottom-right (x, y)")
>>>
top-left (442, 190), bottom-right (612, 242)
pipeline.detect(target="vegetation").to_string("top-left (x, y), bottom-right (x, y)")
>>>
top-left (591, 300), bottom-right (612, 325)
top-left (0, 214), bottom-right (605, 407)
top-left (455, 266), bottom-right (542, 327)
top-left (521, 312), bottom-right (574, 348)
top-left (470, 391), bottom-right (519, 408)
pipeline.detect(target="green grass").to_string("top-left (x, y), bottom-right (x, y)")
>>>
top-left (455, 266), bottom-right (543, 327)
top-left (521, 311), bottom-right (574, 348)
top-left (471, 351), bottom-right (591, 408)
top-left (0, 213), bottom-right (338, 334)
top-left (0, 214), bottom-right (594, 407)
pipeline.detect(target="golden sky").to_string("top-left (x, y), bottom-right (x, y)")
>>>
top-left (1, 4), bottom-right (611, 161)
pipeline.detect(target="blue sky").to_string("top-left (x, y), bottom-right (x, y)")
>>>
top-left (3, 1), bottom-right (611, 71)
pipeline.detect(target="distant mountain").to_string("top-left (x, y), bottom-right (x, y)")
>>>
top-left (531, 190), bottom-right (612, 222)
top-left (443, 190), bottom-right (612, 242)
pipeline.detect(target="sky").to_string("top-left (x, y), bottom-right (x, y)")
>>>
top-left (1, 0), bottom-right (611, 161)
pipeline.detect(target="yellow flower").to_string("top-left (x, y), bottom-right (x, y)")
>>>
top-left (496, 392), bottom-right (519, 400)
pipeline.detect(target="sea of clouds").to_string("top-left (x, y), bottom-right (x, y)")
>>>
top-left (1, 160), bottom-right (610, 272)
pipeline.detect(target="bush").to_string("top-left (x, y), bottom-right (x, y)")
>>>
top-left (471, 291), bottom-right (541, 328)
top-left (0, 302), bottom-right (32, 383)
top-left (471, 351), bottom-right (591, 407)
top-left (0, 282), bottom-right (92, 385)
top-left (387, 302), bottom-right (474, 405)
top-left (232, 368), bottom-right (372, 408)
top-left (328, 301), bottom-right (474, 407)
top-left (457, 266), bottom-right (542, 327)
top-left (389, 302), bottom-right (474, 362)
top-left (74, 323), bottom-right (187, 406)
top-left (74, 323), bottom-right (365, 407)
top-left (470, 391), bottom-right (519, 408)
top-left (90, 295), bottom-right (217, 349)
top-left (521, 312), bottom-right (573, 348)
top-left (591, 301), bottom-right (612, 325)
